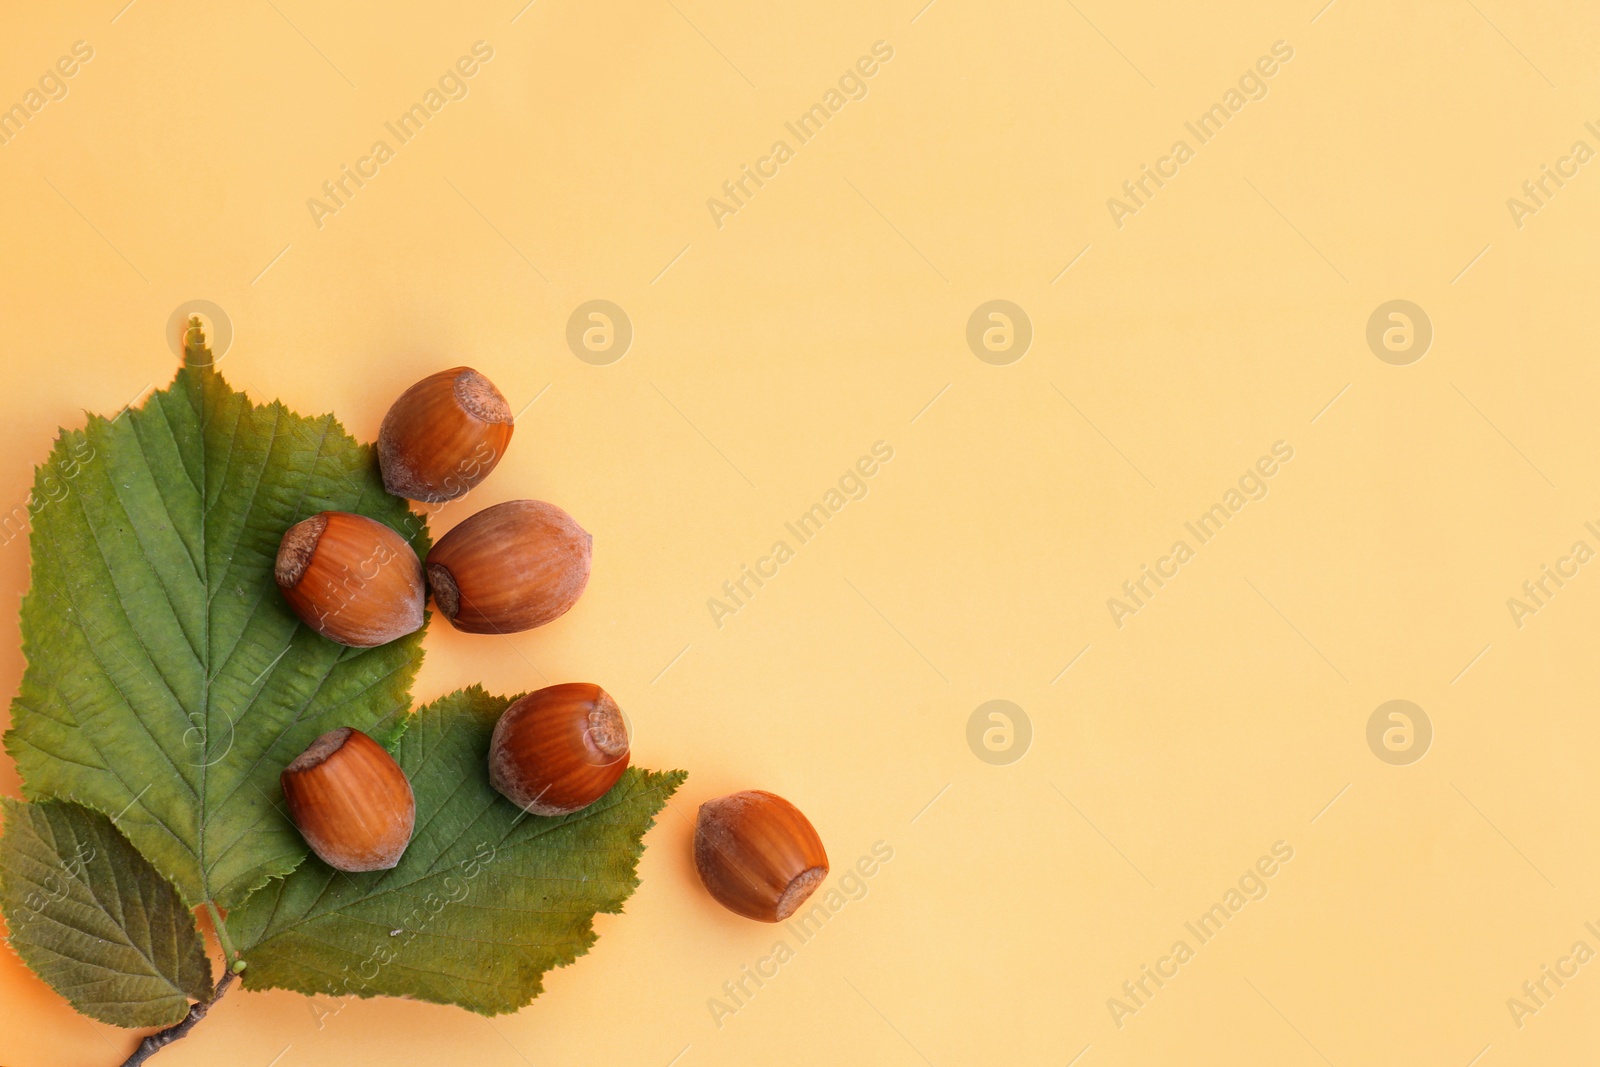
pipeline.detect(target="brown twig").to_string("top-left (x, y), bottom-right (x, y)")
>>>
top-left (119, 970), bottom-right (235, 1067)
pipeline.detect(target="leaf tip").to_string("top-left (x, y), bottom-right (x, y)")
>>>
top-left (181, 316), bottom-right (216, 369)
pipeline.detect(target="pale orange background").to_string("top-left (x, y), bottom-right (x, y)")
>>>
top-left (3, 1), bottom-right (1600, 1064)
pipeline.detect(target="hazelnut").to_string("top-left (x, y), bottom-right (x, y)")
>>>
top-left (275, 512), bottom-right (425, 647)
top-left (488, 683), bottom-right (630, 815)
top-left (693, 791), bottom-right (829, 922)
top-left (378, 367), bottom-right (514, 503)
top-left (425, 500), bottom-right (591, 634)
top-left (281, 728), bottom-right (415, 872)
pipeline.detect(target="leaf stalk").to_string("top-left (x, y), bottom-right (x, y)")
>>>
top-left (203, 900), bottom-right (241, 971)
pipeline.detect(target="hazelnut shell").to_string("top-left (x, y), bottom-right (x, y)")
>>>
top-left (281, 727), bottom-right (416, 872)
top-left (693, 790), bottom-right (829, 923)
top-left (378, 367), bottom-right (514, 503)
top-left (488, 683), bottom-right (630, 815)
top-left (425, 499), bottom-right (591, 634)
top-left (275, 511), bottom-right (425, 647)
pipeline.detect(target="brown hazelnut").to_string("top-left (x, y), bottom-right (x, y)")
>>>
top-left (378, 367), bottom-right (513, 503)
top-left (425, 500), bottom-right (591, 634)
top-left (281, 728), bottom-right (415, 872)
top-left (488, 683), bottom-right (630, 815)
top-left (275, 511), bottom-right (425, 647)
top-left (693, 791), bottom-right (829, 922)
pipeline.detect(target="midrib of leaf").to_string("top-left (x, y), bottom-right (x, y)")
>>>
top-left (193, 361), bottom-right (215, 921)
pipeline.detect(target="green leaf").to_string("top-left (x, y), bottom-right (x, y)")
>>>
top-left (229, 687), bottom-right (686, 1015)
top-left (0, 798), bottom-right (214, 1028)
top-left (4, 338), bottom-right (429, 910)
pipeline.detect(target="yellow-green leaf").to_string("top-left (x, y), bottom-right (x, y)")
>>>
top-left (0, 798), bottom-right (214, 1028)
